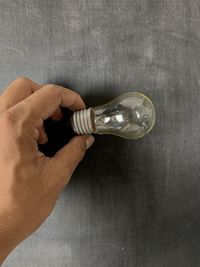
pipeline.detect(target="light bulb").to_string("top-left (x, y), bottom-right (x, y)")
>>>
top-left (70, 92), bottom-right (155, 139)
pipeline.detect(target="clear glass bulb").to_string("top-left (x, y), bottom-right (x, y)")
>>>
top-left (70, 92), bottom-right (155, 139)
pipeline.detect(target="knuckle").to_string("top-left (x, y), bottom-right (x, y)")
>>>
top-left (0, 98), bottom-right (10, 111)
top-left (14, 76), bottom-right (30, 85)
top-left (22, 97), bottom-right (33, 109)
top-left (0, 107), bottom-right (29, 139)
top-left (77, 93), bottom-right (83, 100)
top-left (43, 84), bottom-right (61, 94)
top-left (19, 100), bottom-right (35, 120)
top-left (0, 110), bottom-right (16, 127)
top-left (10, 102), bottom-right (30, 124)
top-left (72, 91), bottom-right (82, 102)
top-left (76, 94), bottom-right (83, 104)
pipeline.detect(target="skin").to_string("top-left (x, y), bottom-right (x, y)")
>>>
top-left (0, 77), bottom-right (94, 264)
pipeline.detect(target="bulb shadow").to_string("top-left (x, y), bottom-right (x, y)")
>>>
top-left (74, 89), bottom-right (154, 187)
top-left (38, 86), bottom-right (155, 191)
top-left (71, 88), bottom-right (157, 254)
top-left (38, 87), bottom-right (141, 185)
top-left (38, 84), bottom-right (157, 262)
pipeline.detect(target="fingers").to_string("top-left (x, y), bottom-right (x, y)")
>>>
top-left (37, 125), bottom-right (48, 144)
top-left (0, 77), bottom-right (63, 121)
top-left (0, 77), bottom-right (41, 112)
top-left (48, 135), bottom-right (94, 187)
top-left (50, 107), bottom-right (63, 121)
top-left (17, 84), bottom-right (85, 125)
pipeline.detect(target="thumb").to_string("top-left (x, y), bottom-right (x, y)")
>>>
top-left (50, 135), bottom-right (94, 185)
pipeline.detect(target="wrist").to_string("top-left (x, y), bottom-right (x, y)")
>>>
top-left (0, 233), bottom-right (16, 264)
top-left (0, 213), bottom-right (21, 264)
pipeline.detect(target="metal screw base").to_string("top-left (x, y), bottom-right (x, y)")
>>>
top-left (70, 108), bottom-right (94, 135)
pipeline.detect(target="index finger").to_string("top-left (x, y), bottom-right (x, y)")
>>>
top-left (0, 77), bottom-right (41, 112)
top-left (15, 84), bottom-right (86, 122)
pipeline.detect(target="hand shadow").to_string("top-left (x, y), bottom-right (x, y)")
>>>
top-left (38, 107), bottom-right (75, 157)
top-left (38, 88), bottom-right (152, 189)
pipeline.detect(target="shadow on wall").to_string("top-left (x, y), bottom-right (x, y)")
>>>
top-left (38, 87), bottom-right (132, 185)
top-left (39, 86), bottom-right (159, 263)
top-left (39, 86), bottom-right (155, 200)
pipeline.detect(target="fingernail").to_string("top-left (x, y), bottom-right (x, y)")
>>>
top-left (86, 135), bottom-right (95, 149)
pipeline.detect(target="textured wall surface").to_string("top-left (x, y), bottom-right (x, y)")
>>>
top-left (1, 0), bottom-right (200, 266)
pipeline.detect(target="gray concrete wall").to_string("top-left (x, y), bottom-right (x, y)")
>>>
top-left (1, 1), bottom-right (200, 266)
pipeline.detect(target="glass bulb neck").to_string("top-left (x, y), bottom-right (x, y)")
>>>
top-left (70, 108), bottom-right (96, 135)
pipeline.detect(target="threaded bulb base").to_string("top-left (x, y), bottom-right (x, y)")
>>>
top-left (70, 108), bottom-right (95, 135)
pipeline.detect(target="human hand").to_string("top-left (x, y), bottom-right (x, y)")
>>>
top-left (0, 77), bottom-right (94, 263)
